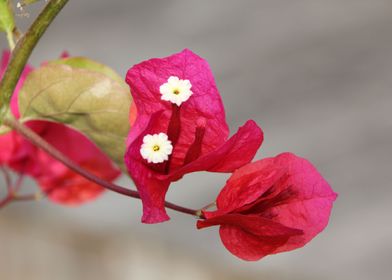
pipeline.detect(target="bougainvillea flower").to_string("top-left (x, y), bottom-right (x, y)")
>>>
top-left (0, 50), bottom-right (121, 205)
top-left (125, 49), bottom-right (263, 223)
top-left (197, 152), bottom-right (337, 261)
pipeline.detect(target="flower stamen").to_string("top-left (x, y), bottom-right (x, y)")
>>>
top-left (153, 145), bottom-right (160, 151)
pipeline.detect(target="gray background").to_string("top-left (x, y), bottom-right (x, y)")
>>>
top-left (1, 0), bottom-right (392, 279)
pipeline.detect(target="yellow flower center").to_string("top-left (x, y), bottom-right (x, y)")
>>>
top-left (173, 88), bottom-right (180, 95)
top-left (153, 145), bottom-right (160, 152)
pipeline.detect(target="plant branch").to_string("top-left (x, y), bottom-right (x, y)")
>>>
top-left (0, 0), bottom-right (69, 122)
top-left (3, 117), bottom-right (202, 218)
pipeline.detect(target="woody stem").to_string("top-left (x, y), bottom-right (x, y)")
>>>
top-left (3, 117), bottom-right (202, 218)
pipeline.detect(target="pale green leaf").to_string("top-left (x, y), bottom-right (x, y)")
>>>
top-left (49, 57), bottom-right (124, 84)
top-left (18, 64), bottom-right (131, 171)
top-left (0, 0), bottom-right (15, 33)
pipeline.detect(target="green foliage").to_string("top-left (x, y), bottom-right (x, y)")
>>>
top-left (49, 57), bottom-right (124, 83)
top-left (0, 0), bottom-right (14, 34)
top-left (18, 59), bottom-right (132, 171)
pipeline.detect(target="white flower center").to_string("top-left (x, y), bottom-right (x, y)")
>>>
top-left (159, 76), bottom-right (193, 106)
top-left (140, 133), bottom-right (173, 163)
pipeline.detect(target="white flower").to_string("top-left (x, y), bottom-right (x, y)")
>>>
top-left (159, 76), bottom-right (193, 106)
top-left (140, 133), bottom-right (173, 163)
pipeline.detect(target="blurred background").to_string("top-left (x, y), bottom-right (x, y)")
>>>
top-left (1, 0), bottom-right (392, 279)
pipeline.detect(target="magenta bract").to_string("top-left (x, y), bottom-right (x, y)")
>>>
top-left (125, 49), bottom-right (263, 223)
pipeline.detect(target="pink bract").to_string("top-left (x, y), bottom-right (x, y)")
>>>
top-left (197, 152), bottom-right (337, 261)
top-left (125, 49), bottom-right (263, 223)
top-left (30, 121), bottom-right (120, 205)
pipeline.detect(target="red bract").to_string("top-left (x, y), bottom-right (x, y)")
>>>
top-left (0, 50), bottom-right (121, 205)
top-left (31, 121), bottom-right (120, 205)
top-left (125, 49), bottom-right (263, 223)
top-left (0, 129), bottom-right (39, 175)
top-left (197, 153), bottom-right (337, 261)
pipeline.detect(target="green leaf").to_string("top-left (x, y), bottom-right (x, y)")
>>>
top-left (0, 0), bottom-right (15, 33)
top-left (49, 57), bottom-right (124, 84)
top-left (18, 63), bottom-right (132, 171)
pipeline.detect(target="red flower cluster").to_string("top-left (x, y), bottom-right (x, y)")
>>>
top-left (0, 51), bottom-right (120, 205)
top-left (125, 50), bottom-right (337, 259)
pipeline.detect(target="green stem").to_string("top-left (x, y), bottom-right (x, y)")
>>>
top-left (0, 0), bottom-right (69, 123)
